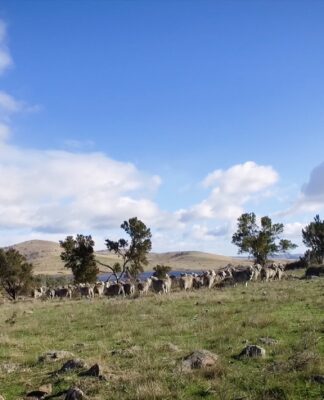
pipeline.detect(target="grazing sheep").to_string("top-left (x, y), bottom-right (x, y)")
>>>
top-left (94, 282), bottom-right (105, 297)
top-left (137, 278), bottom-right (152, 295)
top-left (179, 274), bottom-right (194, 291)
top-left (55, 287), bottom-right (72, 299)
top-left (105, 282), bottom-right (125, 297)
top-left (123, 282), bottom-right (135, 296)
top-left (151, 275), bottom-right (171, 294)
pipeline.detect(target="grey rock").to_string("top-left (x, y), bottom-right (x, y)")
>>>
top-left (238, 345), bottom-right (266, 358)
top-left (79, 363), bottom-right (100, 377)
top-left (181, 350), bottom-right (218, 371)
top-left (65, 387), bottom-right (86, 400)
top-left (59, 359), bottom-right (87, 373)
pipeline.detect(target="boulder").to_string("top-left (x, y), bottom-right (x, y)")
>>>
top-left (181, 350), bottom-right (218, 371)
top-left (38, 384), bottom-right (52, 395)
top-left (65, 388), bottom-right (86, 400)
top-left (79, 363), bottom-right (108, 381)
top-left (26, 383), bottom-right (52, 399)
top-left (238, 345), bottom-right (266, 358)
top-left (59, 359), bottom-right (87, 373)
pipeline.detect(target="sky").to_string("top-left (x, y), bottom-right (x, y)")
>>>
top-left (0, 0), bottom-right (323, 254)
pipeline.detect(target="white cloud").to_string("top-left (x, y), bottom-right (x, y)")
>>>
top-left (302, 161), bottom-right (324, 201)
top-left (0, 20), bottom-right (12, 75)
top-left (178, 161), bottom-right (279, 223)
top-left (280, 161), bottom-right (324, 217)
top-left (0, 144), bottom-right (163, 234)
top-left (284, 222), bottom-right (305, 238)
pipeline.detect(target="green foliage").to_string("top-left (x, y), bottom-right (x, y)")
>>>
top-left (59, 234), bottom-right (98, 283)
top-left (153, 264), bottom-right (172, 278)
top-left (232, 212), bottom-right (297, 265)
top-left (104, 217), bottom-right (152, 279)
top-left (0, 248), bottom-right (34, 300)
top-left (35, 274), bottom-right (72, 288)
top-left (302, 215), bottom-right (324, 264)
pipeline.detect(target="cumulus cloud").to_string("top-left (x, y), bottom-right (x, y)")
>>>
top-left (280, 161), bottom-right (324, 217)
top-left (302, 161), bottom-right (324, 200)
top-left (0, 21), bottom-right (12, 75)
top-left (178, 161), bottom-right (279, 223)
top-left (0, 144), bottom-right (163, 233)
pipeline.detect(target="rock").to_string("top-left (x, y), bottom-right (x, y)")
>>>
top-left (259, 337), bottom-right (278, 346)
top-left (79, 363), bottom-right (100, 376)
top-left (181, 350), bottom-right (218, 371)
top-left (65, 387), bottom-right (86, 400)
top-left (26, 384), bottom-right (52, 399)
top-left (26, 390), bottom-right (48, 399)
top-left (38, 350), bottom-right (74, 363)
top-left (59, 359), bottom-right (87, 373)
top-left (312, 375), bottom-right (324, 384)
top-left (238, 345), bottom-right (266, 358)
top-left (38, 384), bottom-right (52, 394)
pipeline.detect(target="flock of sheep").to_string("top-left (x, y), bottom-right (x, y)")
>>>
top-left (32, 262), bottom-right (286, 300)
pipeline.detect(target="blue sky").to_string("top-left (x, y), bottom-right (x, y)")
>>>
top-left (0, 1), bottom-right (323, 254)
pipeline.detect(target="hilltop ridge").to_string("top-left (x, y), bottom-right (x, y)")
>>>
top-left (4, 239), bottom-right (255, 275)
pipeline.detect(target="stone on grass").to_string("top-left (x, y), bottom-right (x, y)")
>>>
top-left (181, 350), bottom-right (218, 371)
top-left (59, 359), bottom-right (87, 373)
top-left (79, 363), bottom-right (100, 377)
top-left (38, 350), bottom-right (74, 363)
top-left (79, 363), bottom-right (108, 381)
top-left (238, 345), bottom-right (266, 358)
top-left (65, 387), bottom-right (86, 400)
top-left (26, 384), bottom-right (52, 399)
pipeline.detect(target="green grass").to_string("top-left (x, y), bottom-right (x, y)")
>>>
top-left (0, 276), bottom-right (323, 399)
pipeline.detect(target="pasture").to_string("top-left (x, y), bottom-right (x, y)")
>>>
top-left (0, 275), bottom-right (323, 400)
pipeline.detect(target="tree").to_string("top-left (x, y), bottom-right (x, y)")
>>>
top-left (100, 217), bottom-right (152, 281)
top-left (302, 215), bottom-right (324, 264)
top-left (60, 234), bottom-right (99, 283)
top-left (232, 212), bottom-right (297, 266)
top-left (0, 248), bottom-right (34, 300)
top-left (153, 264), bottom-right (172, 279)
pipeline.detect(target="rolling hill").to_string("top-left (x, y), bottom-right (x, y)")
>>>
top-left (4, 239), bottom-right (257, 275)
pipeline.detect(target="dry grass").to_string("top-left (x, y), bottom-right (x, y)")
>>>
top-left (0, 276), bottom-right (323, 399)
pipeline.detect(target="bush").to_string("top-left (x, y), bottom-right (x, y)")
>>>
top-left (305, 265), bottom-right (324, 277)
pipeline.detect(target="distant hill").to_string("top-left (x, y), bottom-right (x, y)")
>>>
top-left (5, 240), bottom-right (287, 276)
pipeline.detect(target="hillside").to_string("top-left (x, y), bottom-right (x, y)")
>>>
top-left (0, 277), bottom-right (323, 399)
top-left (6, 240), bottom-right (254, 275)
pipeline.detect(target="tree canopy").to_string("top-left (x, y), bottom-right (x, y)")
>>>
top-left (302, 215), bottom-right (324, 265)
top-left (0, 248), bottom-right (34, 300)
top-left (100, 217), bottom-right (152, 280)
top-left (232, 212), bottom-right (297, 266)
top-left (60, 234), bottom-right (99, 283)
top-left (153, 264), bottom-right (172, 279)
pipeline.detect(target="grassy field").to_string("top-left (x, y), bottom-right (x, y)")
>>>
top-left (0, 275), bottom-right (323, 399)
